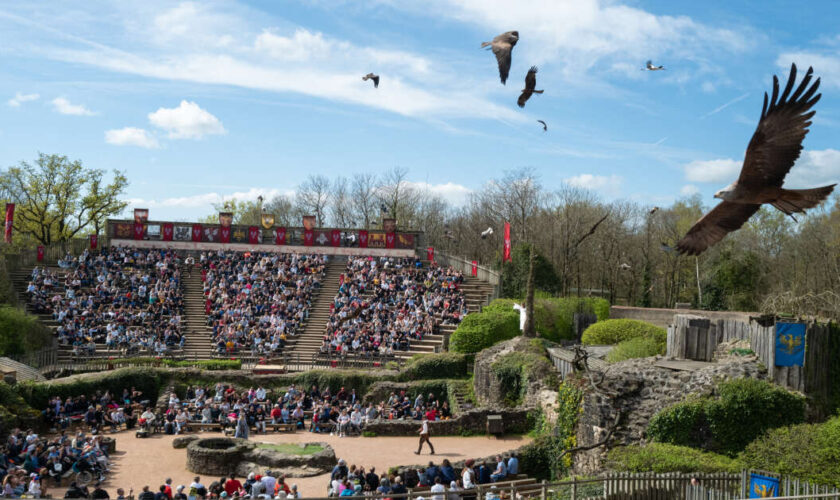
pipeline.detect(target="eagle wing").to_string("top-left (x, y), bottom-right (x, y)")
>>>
top-left (492, 42), bottom-right (513, 84)
top-left (372, 75), bottom-right (379, 88)
top-left (676, 202), bottom-right (761, 255)
top-left (737, 64), bottom-right (821, 190)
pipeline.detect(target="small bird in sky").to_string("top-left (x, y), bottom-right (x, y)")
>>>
top-left (517, 66), bottom-right (543, 108)
top-left (649, 206), bottom-right (660, 215)
top-left (362, 73), bottom-right (380, 88)
top-left (537, 120), bottom-right (547, 132)
top-left (643, 60), bottom-right (665, 71)
top-left (480, 227), bottom-right (494, 239)
top-left (380, 203), bottom-right (388, 214)
top-left (481, 31), bottom-right (519, 84)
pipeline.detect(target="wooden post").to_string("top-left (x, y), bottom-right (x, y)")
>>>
top-left (540, 480), bottom-right (546, 500)
top-left (570, 478), bottom-right (576, 500)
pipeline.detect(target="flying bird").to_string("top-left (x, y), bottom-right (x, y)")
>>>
top-left (517, 66), bottom-right (543, 108)
top-left (480, 227), bottom-right (494, 239)
top-left (380, 203), bottom-right (388, 214)
top-left (643, 60), bottom-right (665, 71)
top-left (362, 73), bottom-right (380, 88)
top-left (676, 64), bottom-right (836, 256)
top-left (619, 263), bottom-right (632, 271)
top-left (481, 31), bottom-right (519, 84)
top-left (649, 206), bottom-right (660, 215)
top-left (537, 120), bottom-right (547, 132)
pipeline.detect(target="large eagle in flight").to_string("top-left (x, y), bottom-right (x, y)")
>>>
top-left (676, 64), bottom-right (836, 255)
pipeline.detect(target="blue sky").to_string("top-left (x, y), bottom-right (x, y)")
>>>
top-left (1, 0), bottom-right (839, 221)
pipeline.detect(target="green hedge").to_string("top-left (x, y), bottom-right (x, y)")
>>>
top-left (607, 443), bottom-right (741, 474)
top-left (15, 367), bottom-right (166, 410)
top-left (606, 336), bottom-right (666, 363)
top-left (449, 310), bottom-right (519, 354)
top-left (109, 358), bottom-right (242, 370)
top-left (648, 378), bottom-right (806, 456)
top-left (0, 306), bottom-right (53, 356)
top-left (484, 297), bottom-right (610, 343)
top-left (739, 415), bottom-right (840, 487)
top-left (582, 319), bottom-right (665, 346)
top-left (398, 352), bottom-right (469, 381)
top-left (491, 350), bottom-right (554, 407)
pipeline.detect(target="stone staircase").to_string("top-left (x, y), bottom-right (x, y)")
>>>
top-left (287, 257), bottom-right (347, 359)
top-left (181, 268), bottom-right (215, 359)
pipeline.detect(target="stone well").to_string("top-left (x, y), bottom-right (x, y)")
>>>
top-left (184, 438), bottom-right (336, 478)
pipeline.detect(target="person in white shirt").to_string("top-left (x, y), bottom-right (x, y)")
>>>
top-left (286, 484), bottom-right (300, 499)
top-left (462, 459), bottom-right (475, 490)
top-left (337, 410), bottom-right (351, 438)
top-left (415, 417), bottom-right (435, 455)
top-left (261, 471), bottom-right (277, 495)
top-left (256, 387), bottom-right (267, 401)
top-left (430, 478), bottom-right (446, 500)
top-left (175, 410), bottom-right (189, 434)
top-left (349, 409), bottom-right (363, 434)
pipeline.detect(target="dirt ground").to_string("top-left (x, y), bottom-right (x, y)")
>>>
top-left (76, 430), bottom-right (530, 498)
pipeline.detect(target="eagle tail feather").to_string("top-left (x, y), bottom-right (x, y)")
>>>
top-left (777, 184), bottom-right (836, 212)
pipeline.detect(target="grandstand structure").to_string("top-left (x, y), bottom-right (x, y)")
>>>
top-left (9, 218), bottom-right (498, 372)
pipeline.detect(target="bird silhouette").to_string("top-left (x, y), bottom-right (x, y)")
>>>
top-left (362, 73), bottom-right (380, 88)
top-left (643, 60), bottom-right (665, 71)
top-left (380, 203), bottom-right (388, 214)
top-left (649, 206), bottom-right (659, 215)
top-left (537, 120), bottom-right (547, 132)
top-left (517, 66), bottom-right (543, 108)
top-left (481, 31), bottom-right (519, 84)
top-left (480, 227), bottom-right (494, 239)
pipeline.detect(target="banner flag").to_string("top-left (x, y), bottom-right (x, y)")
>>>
top-left (749, 473), bottom-right (779, 498)
top-left (203, 226), bottom-right (219, 242)
top-left (303, 229), bottom-right (314, 246)
top-left (503, 222), bottom-right (512, 262)
top-left (90, 234), bottom-right (98, 250)
top-left (248, 226), bottom-right (260, 244)
top-left (162, 223), bottom-right (174, 241)
top-left (192, 224), bottom-right (202, 242)
top-left (385, 232), bottom-right (396, 249)
top-left (358, 230), bottom-right (369, 248)
top-left (775, 322), bottom-right (806, 367)
top-left (331, 229), bottom-right (341, 247)
top-left (261, 214), bottom-right (275, 229)
top-left (383, 218), bottom-right (396, 233)
top-left (427, 247), bottom-right (434, 262)
top-left (472, 260), bottom-right (478, 277)
top-left (275, 227), bottom-right (286, 245)
top-left (133, 222), bottom-right (144, 240)
top-left (220, 226), bottom-right (231, 243)
top-left (133, 208), bottom-right (149, 223)
top-left (4, 203), bottom-right (14, 243)
top-left (36, 245), bottom-right (44, 262)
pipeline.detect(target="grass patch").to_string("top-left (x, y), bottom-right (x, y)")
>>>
top-left (255, 443), bottom-right (323, 455)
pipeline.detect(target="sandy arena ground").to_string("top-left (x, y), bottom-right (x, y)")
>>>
top-left (82, 430), bottom-right (530, 498)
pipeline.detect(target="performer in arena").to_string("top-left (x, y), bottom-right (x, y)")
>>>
top-left (415, 416), bottom-right (435, 455)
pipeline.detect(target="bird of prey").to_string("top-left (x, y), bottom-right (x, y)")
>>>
top-left (480, 227), bottom-right (494, 239)
top-left (619, 263), bottom-right (632, 271)
top-left (380, 203), bottom-right (388, 214)
top-left (537, 120), bottom-right (547, 132)
top-left (643, 60), bottom-right (665, 71)
top-left (481, 31), bottom-right (519, 84)
top-left (676, 64), bottom-right (835, 256)
top-left (362, 73), bottom-right (380, 88)
top-left (649, 206), bottom-right (660, 215)
top-left (517, 66), bottom-right (544, 108)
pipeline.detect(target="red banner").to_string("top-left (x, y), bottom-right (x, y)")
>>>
top-left (385, 232), bottom-right (396, 249)
top-left (248, 226), bottom-right (260, 244)
top-left (471, 260), bottom-right (478, 277)
top-left (90, 234), bottom-right (98, 250)
top-left (220, 226), bottom-right (231, 243)
top-left (275, 227), bottom-right (286, 245)
top-left (331, 229), bottom-right (341, 247)
top-left (162, 223), bottom-right (174, 241)
top-left (36, 245), bottom-right (44, 262)
top-left (303, 229), bottom-right (314, 246)
top-left (503, 222), bottom-right (512, 263)
top-left (358, 230), bottom-right (368, 248)
top-left (192, 224), bottom-right (202, 242)
top-left (4, 203), bottom-right (14, 244)
top-left (133, 222), bottom-right (144, 240)
top-left (427, 247), bottom-right (434, 262)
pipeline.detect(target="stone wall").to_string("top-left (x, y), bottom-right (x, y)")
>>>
top-left (573, 355), bottom-right (764, 475)
top-left (363, 408), bottom-right (531, 436)
top-left (473, 337), bottom-right (554, 409)
top-left (609, 306), bottom-right (755, 329)
top-left (185, 438), bottom-right (335, 477)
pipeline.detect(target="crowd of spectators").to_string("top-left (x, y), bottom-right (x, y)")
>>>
top-left (43, 387), bottom-right (148, 434)
top-left (25, 247), bottom-right (184, 357)
top-left (201, 252), bottom-right (325, 355)
top-left (321, 258), bottom-right (467, 356)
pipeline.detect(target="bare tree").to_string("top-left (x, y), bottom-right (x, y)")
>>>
top-left (295, 174), bottom-right (331, 227)
top-left (264, 194), bottom-right (295, 226)
top-left (351, 173), bottom-right (379, 229)
top-left (330, 176), bottom-right (354, 228)
top-left (377, 167), bottom-right (420, 229)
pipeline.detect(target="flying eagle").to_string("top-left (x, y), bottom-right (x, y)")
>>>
top-left (676, 64), bottom-right (836, 256)
top-left (537, 120), bottom-right (547, 131)
top-left (481, 31), bottom-right (519, 84)
top-left (517, 66), bottom-right (543, 108)
top-left (362, 73), bottom-right (380, 88)
top-left (480, 227), bottom-right (493, 239)
top-left (643, 60), bottom-right (665, 71)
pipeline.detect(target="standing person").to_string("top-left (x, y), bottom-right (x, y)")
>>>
top-left (234, 413), bottom-right (249, 439)
top-left (415, 416), bottom-right (435, 455)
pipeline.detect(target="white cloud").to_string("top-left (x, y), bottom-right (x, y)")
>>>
top-left (404, 181), bottom-right (472, 205)
top-left (129, 187), bottom-right (286, 210)
top-left (7, 92), bottom-right (39, 107)
top-left (51, 97), bottom-right (95, 115)
top-left (148, 100), bottom-right (226, 139)
top-left (680, 184), bottom-right (700, 196)
top-left (683, 158), bottom-right (741, 183)
top-left (105, 127), bottom-right (160, 149)
top-left (777, 52), bottom-right (840, 89)
top-left (565, 174), bottom-right (623, 196)
top-left (786, 149), bottom-right (840, 188)
top-left (255, 28), bottom-right (335, 62)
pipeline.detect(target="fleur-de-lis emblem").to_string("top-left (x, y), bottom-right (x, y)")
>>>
top-left (753, 483), bottom-right (775, 497)
top-left (780, 333), bottom-right (802, 355)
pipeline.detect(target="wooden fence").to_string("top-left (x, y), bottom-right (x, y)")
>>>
top-left (547, 346), bottom-right (608, 379)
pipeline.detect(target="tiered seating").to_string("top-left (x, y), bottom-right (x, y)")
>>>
top-left (201, 251), bottom-right (325, 356)
top-left (317, 257), bottom-right (468, 358)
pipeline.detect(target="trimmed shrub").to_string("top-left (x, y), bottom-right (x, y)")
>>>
top-left (739, 416), bottom-right (840, 487)
top-left (606, 336), bottom-right (666, 363)
top-left (647, 378), bottom-right (806, 456)
top-left (0, 306), bottom-right (53, 356)
top-left (398, 352), bottom-right (468, 381)
top-left (582, 319), bottom-right (665, 346)
top-left (607, 443), bottom-right (741, 474)
top-left (110, 358), bottom-right (242, 370)
top-left (15, 367), bottom-right (166, 410)
top-left (449, 310), bottom-right (519, 354)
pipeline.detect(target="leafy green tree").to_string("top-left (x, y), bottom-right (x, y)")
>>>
top-left (500, 242), bottom-right (560, 298)
top-left (0, 153), bottom-right (127, 245)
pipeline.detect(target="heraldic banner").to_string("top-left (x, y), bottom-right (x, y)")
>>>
top-left (503, 222), bottom-right (512, 262)
top-left (37, 245), bottom-right (44, 262)
top-left (775, 322), bottom-right (806, 367)
top-left (261, 213), bottom-right (275, 229)
top-left (90, 234), bottom-right (98, 250)
top-left (133, 222), bottom-right (144, 240)
top-left (219, 212), bottom-right (233, 228)
top-left (134, 208), bottom-right (149, 223)
top-left (331, 229), bottom-right (341, 247)
top-left (220, 225), bottom-right (231, 243)
top-left (303, 228), bottom-right (314, 246)
top-left (4, 203), bottom-right (14, 244)
top-left (303, 215), bottom-right (316, 230)
top-left (275, 227), bottom-right (286, 245)
top-left (358, 230), bottom-right (368, 248)
top-left (192, 224), bottom-right (202, 242)
top-left (248, 226), bottom-right (260, 244)
top-left (162, 223), bottom-right (174, 241)
top-left (385, 232), bottom-right (396, 249)
top-left (748, 473), bottom-right (779, 498)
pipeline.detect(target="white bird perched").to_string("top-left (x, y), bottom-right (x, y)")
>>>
top-left (643, 60), bottom-right (665, 71)
top-left (480, 227), bottom-right (494, 239)
top-left (619, 263), bottom-right (632, 271)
